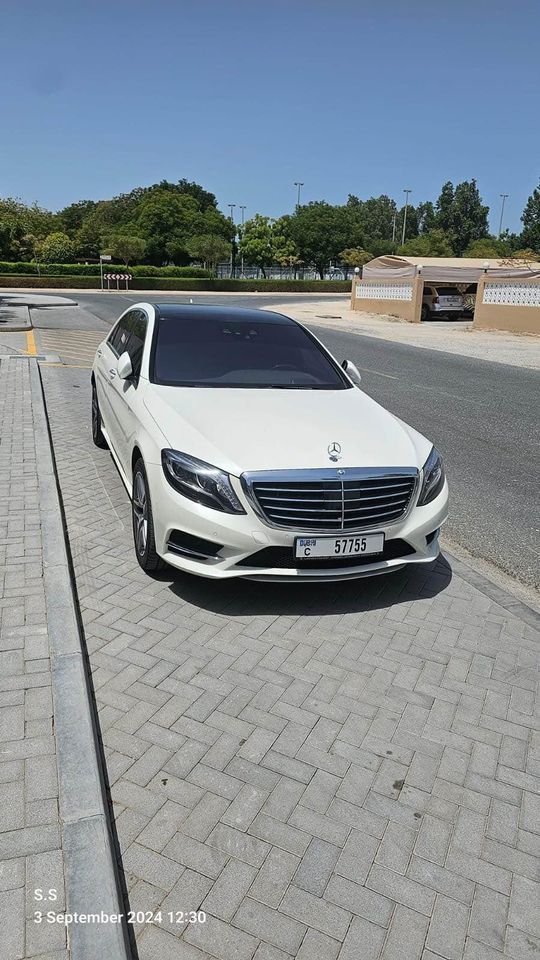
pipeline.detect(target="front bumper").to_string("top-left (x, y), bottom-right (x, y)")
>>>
top-left (147, 463), bottom-right (449, 581)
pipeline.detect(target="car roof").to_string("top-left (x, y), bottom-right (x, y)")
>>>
top-left (152, 303), bottom-right (296, 325)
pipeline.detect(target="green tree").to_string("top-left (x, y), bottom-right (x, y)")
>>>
top-left (134, 191), bottom-right (198, 264)
top-left (463, 237), bottom-right (504, 258)
top-left (417, 201), bottom-right (436, 234)
top-left (288, 202), bottom-right (350, 278)
top-left (187, 234), bottom-right (231, 273)
top-left (397, 229), bottom-right (454, 257)
top-left (164, 240), bottom-right (190, 266)
top-left (520, 181), bottom-right (540, 253)
top-left (451, 180), bottom-right (489, 255)
top-left (394, 203), bottom-right (419, 246)
top-left (270, 216), bottom-right (299, 268)
top-left (238, 215), bottom-right (274, 277)
top-left (507, 248), bottom-right (540, 263)
top-left (109, 235), bottom-right (146, 265)
top-left (0, 198), bottom-right (55, 260)
top-left (435, 181), bottom-right (455, 233)
top-left (74, 220), bottom-right (104, 259)
top-left (58, 200), bottom-right (97, 233)
top-left (346, 194), bottom-right (397, 248)
top-left (36, 231), bottom-right (75, 263)
top-left (434, 180), bottom-right (489, 255)
top-left (339, 247), bottom-right (373, 278)
top-left (0, 216), bottom-right (27, 260)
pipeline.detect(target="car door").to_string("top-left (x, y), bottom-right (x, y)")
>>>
top-left (95, 312), bottom-right (133, 453)
top-left (106, 309), bottom-right (149, 475)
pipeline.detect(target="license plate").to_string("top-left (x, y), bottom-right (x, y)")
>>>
top-left (295, 533), bottom-right (385, 559)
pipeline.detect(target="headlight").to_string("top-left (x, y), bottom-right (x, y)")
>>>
top-left (418, 447), bottom-right (445, 505)
top-left (161, 449), bottom-right (245, 514)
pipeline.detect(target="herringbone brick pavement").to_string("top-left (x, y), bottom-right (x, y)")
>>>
top-left (41, 364), bottom-right (540, 960)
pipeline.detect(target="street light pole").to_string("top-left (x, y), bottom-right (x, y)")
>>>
top-left (498, 194), bottom-right (509, 237)
top-left (401, 189), bottom-right (412, 247)
top-left (227, 203), bottom-right (236, 279)
top-left (294, 182), bottom-right (304, 211)
top-left (391, 211), bottom-right (397, 245)
top-left (228, 205), bottom-right (236, 278)
top-left (239, 206), bottom-right (246, 278)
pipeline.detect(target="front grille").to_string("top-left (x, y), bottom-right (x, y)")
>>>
top-left (243, 469), bottom-right (418, 531)
top-left (236, 539), bottom-right (416, 569)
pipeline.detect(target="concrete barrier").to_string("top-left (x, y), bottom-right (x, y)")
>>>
top-left (350, 277), bottom-right (423, 323)
top-left (473, 277), bottom-right (540, 335)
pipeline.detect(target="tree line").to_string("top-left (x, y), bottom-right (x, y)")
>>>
top-left (1, 177), bottom-right (539, 276)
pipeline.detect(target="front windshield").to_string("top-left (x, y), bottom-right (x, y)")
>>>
top-left (151, 313), bottom-right (349, 389)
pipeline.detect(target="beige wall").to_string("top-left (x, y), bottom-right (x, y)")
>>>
top-left (473, 277), bottom-right (540, 335)
top-left (350, 277), bottom-right (423, 323)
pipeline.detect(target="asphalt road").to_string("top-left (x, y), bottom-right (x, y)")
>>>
top-left (33, 292), bottom-right (540, 592)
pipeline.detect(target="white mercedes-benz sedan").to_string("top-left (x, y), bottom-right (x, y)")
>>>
top-left (91, 303), bottom-right (448, 581)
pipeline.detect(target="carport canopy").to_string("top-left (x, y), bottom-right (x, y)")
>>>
top-left (362, 255), bottom-right (540, 284)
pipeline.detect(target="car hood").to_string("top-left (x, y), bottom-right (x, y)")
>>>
top-left (144, 385), bottom-right (431, 475)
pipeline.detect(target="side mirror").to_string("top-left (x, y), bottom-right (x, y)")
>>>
top-left (117, 351), bottom-right (133, 380)
top-left (341, 359), bottom-right (362, 386)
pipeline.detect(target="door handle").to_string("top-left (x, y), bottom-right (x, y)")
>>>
top-left (109, 368), bottom-right (117, 379)
top-left (97, 348), bottom-right (103, 358)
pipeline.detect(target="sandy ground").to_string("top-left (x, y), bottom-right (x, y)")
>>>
top-left (272, 298), bottom-right (540, 370)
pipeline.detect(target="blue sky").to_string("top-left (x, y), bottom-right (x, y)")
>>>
top-left (1, 0), bottom-right (538, 234)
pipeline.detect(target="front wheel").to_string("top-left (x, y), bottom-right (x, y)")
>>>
top-left (420, 304), bottom-right (430, 322)
top-left (132, 460), bottom-right (165, 573)
top-left (91, 381), bottom-right (108, 448)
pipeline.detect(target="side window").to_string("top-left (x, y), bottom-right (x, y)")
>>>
top-left (108, 312), bottom-right (134, 356)
top-left (127, 311), bottom-right (148, 381)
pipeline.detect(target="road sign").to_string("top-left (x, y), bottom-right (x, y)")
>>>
top-left (104, 273), bottom-right (132, 291)
top-left (99, 254), bottom-right (112, 291)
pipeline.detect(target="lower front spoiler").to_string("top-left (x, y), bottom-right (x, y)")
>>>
top-left (162, 535), bottom-right (441, 582)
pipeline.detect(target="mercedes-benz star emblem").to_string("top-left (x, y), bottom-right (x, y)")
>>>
top-left (328, 441), bottom-right (342, 462)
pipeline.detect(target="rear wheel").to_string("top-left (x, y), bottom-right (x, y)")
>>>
top-left (132, 459), bottom-right (165, 573)
top-left (91, 381), bottom-right (108, 448)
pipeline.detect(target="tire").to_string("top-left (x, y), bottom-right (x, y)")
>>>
top-left (421, 304), bottom-right (430, 322)
top-left (132, 459), bottom-right (165, 573)
top-left (91, 380), bottom-right (108, 448)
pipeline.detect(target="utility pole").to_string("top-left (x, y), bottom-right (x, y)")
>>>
top-left (401, 189), bottom-right (412, 246)
top-left (239, 205), bottom-right (246, 277)
top-left (294, 181), bottom-right (304, 211)
top-left (498, 194), bottom-right (508, 237)
top-left (228, 205), bottom-right (236, 278)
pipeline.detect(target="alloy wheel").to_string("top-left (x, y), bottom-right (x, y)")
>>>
top-left (92, 387), bottom-right (98, 437)
top-left (132, 472), bottom-right (148, 555)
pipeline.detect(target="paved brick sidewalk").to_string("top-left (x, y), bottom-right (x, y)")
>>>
top-left (40, 363), bottom-right (540, 960)
top-left (0, 359), bottom-right (68, 960)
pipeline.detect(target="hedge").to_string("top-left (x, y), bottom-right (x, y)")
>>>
top-left (0, 261), bottom-right (211, 278)
top-left (0, 275), bottom-right (350, 293)
top-left (1, 262), bottom-right (214, 278)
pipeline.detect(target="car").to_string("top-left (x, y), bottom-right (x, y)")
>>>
top-left (421, 285), bottom-right (465, 321)
top-left (91, 303), bottom-right (449, 581)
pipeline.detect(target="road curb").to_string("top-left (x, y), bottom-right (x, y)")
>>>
top-left (29, 359), bottom-right (132, 960)
top-left (0, 302), bottom-right (32, 331)
top-left (442, 547), bottom-right (540, 629)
